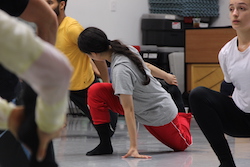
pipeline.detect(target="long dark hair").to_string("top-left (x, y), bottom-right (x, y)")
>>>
top-left (78, 27), bottom-right (150, 85)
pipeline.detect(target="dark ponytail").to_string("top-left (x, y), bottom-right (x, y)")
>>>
top-left (109, 40), bottom-right (150, 85)
top-left (78, 27), bottom-right (150, 85)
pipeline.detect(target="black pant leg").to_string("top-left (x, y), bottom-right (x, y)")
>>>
top-left (220, 80), bottom-right (234, 96)
top-left (0, 131), bottom-right (29, 167)
top-left (158, 79), bottom-right (186, 113)
top-left (70, 89), bottom-right (92, 121)
top-left (189, 86), bottom-right (250, 166)
top-left (18, 83), bottom-right (58, 167)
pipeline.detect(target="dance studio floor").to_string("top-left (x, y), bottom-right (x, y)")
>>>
top-left (54, 115), bottom-right (250, 167)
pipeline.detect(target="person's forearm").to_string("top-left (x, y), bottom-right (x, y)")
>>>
top-left (124, 108), bottom-right (138, 148)
top-left (145, 62), bottom-right (178, 85)
top-left (120, 95), bottom-right (137, 148)
top-left (20, 0), bottom-right (58, 44)
top-left (145, 62), bottom-right (169, 80)
top-left (90, 59), bottom-right (101, 77)
top-left (94, 60), bottom-right (110, 83)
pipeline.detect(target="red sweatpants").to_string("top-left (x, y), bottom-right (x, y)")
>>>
top-left (88, 83), bottom-right (192, 151)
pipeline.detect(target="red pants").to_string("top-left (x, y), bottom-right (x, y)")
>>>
top-left (88, 83), bottom-right (192, 151)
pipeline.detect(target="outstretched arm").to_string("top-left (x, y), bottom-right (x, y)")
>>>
top-left (90, 59), bottom-right (101, 77)
top-left (145, 62), bottom-right (178, 86)
top-left (119, 94), bottom-right (151, 159)
top-left (94, 60), bottom-right (110, 83)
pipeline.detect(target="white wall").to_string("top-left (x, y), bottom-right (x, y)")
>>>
top-left (66, 0), bottom-right (231, 46)
top-left (211, 0), bottom-right (231, 27)
top-left (66, 0), bottom-right (149, 45)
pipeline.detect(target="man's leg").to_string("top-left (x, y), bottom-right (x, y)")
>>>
top-left (18, 83), bottom-right (58, 167)
top-left (86, 83), bottom-right (124, 155)
top-left (0, 131), bottom-right (29, 167)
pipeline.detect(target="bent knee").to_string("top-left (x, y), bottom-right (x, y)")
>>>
top-left (189, 86), bottom-right (208, 99)
top-left (173, 141), bottom-right (192, 151)
top-left (88, 83), bottom-right (101, 95)
top-left (88, 83), bottom-right (111, 95)
top-left (189, 86), bottom-right (212, 103)
top-left (189, 87), bottom-right (211, 115)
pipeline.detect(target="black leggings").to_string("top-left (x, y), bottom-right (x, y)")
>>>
top-left (157, 79), bottom-right (185, 113)
top-left (189, 86), bottom-right (250, 167)
top-left (18, 83), bottom-right (58, 167)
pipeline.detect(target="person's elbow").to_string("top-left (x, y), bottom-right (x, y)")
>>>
top-left (144, 62), bottom-right (152, 69)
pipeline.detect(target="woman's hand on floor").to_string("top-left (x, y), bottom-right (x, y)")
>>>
top-left (122, 148), bottom-right (152, 159)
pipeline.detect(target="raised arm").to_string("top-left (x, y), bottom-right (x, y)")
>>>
top-left (94, 60), bottom-right (110, 83)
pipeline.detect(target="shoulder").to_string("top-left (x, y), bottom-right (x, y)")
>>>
top-left (218, 37), bottom-right (238, 70)
top-left (221, 37), bottom-right (237, 52)
top-left (64, 17), bottom-right (78, 23)
top-left (111, 54), bottom-right (133, 72)
top-left (61, 17), bottom-right (83, 34)
top-left (62, 17), bottom-right (83, 28)
top-left (112, 53), bottom-right (129, 65)
top-left (219, 37), bottom-right (237, 58)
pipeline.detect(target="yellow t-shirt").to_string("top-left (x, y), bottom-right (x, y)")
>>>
top-left (56, 17), bottom-right (94, 91)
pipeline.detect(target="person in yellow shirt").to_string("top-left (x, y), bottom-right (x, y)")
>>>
top-left (46, 0), bottom-right (118, 134)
